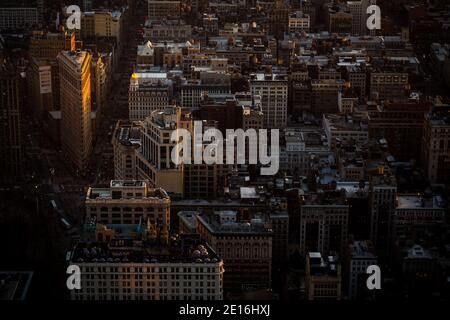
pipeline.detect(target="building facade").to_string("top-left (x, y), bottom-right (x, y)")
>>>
top-left (196, 211), bottom-right (273, 294)
top-left (85, 180), bottom-right (171, 227)
top-left (57, 50), bottom-right (93, 173)
top-left (0, 62), bottom-right (22, 184)
top-left (70, 225), bottom-right (223, 300)
top-left (250, 73), bottom-right (288, 129)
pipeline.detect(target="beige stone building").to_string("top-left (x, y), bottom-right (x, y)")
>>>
top-left (57, 50), bottom-right (93, 173)
top-left (79, 9), bottom-right (125, 41)
top-left (85, 180), bottom-right (170, 227)
top-left (128, 71), bottom-right (171, 121)
top-left (136, 107), bottom-right (184, 196)
top-left (250, 73), bottom-right (288, 129)
top-left (70, 224), bottom-right (223, 300)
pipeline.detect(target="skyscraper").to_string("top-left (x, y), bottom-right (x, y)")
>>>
top-left (0, 62), bottom-right (22, 184)
top-left (136, 107), bottom-right (184, 195)
top-left (347, 0), bottom-right (376, 36)
top-left (250, 73), bottom-right (288, 129)
top-left (57, 50), bottom-right (93, 174)
top-left (422, 104), bottom-right (450, 184)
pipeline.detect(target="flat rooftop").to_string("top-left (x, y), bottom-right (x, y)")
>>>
top-left (348, 241), bottom-right (377, 259)
top-left (336, 181), bottom-right (369, 196)
top-left (396, 194), bottom-right (445, 209)
top-left (72, 224), bottom-right (220, 264)
top-left (114, 123), bottom-right (141, 147)
top-left (197, 212), bottom-right (272, 236)
top-left (86, 180), bottom-right (169, 200)
top-left (177, 211), bottom-right (200, 230)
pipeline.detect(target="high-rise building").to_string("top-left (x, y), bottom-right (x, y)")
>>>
top-left (180, 72), bottom-right (231, 109)
top-left (368, 101), bottom-right (431, 162)
top-left (0, 7), bottom-right (39, 30)
top-left (196, 211), bottom-right (273, 294)
top-left (147, 0), bottom-right (181, 21)
top-left (299, 193), bottom-right (349, 256)
top-left (112, 120), bottom-right (142, 180)
top-left (347, 0), bottom-right (376, 36)
top-left (288, 11), bottom-right (310, 33)
top-left (322, 113), bottom-right (368, 150)
top-left (27, 58), bottom-right (59, 118)
top-left (57, 50), bottom-right (93, 173)
top-left (250, 73), bottom-right (288, 129)
top-left (327, 4), bottom-right (352, 34)
top-left (421, 104), bottom-right (450, 184)
top-left (29, 30), bottom-right (75, 60)
top-left (269, 208), bottom-right (289, 265)
top-left (85, 180), bottom-right (171, 227)
top-left (27, 30), bottom-right (76, 119)
top-left (203, 14), bottom-right (219, 35)
top-left (136, 107), bottom-right (184, 196)
top-left (128, 72), bottom-right (171, 121)
top-left (197, 92), bottom-right (263, 133)
top-left (402, 244), bottom-right (439, 298)
top-left (183, 162), bottom-right (227, 200)
top-left (267, 1), bottom-right (289, 38)
top-left (69, 224), bottom-right (224, 300)
top-left (346, 240), bottom-right (377, 300)
top-left (143, 20), bottom-right (192, 42)
top-left (83, 0), bottom-right (93, 12)
top-left (337, 181), bottom-right (370, 241)
top-left (0, 62), bottom-right (22, 184)
top-left (90, 53), bottom-right (108, 114)
top-left (369, 71), bottom-right (409, 101)
top-left (394, 194), bottom-right (446, 247)
top-left (305, 252), bottom-right (342, 300)
top-left (368, 170), bottom-right (397, 253)
top-left (311, 79), bottom-right (345, 114)
top-left (279, 127), bottom-right (330, 176)
top-left (79, 9), bottom-right (126, 42)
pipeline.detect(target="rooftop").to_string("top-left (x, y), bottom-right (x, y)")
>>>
top-left (197, 211), bottom-right (272, 236)
top-left (59, 50), bottom-right (89, 67)
top-left (308, 252), bottom-right (339, 277)
top-left (250, 73), bottom-right (288, 81)
top-left (336, 181), bottom-right (369, 197)
top-left (71, 224), bottom-right (221, 264)
top-left (86, 180), bottom-right (169, 201)
top-left (396, 194), bottom-right (445, 209)
top-left (114, 121), bottom-right (142, 147)
top-left (177, 211), bottom-right (200, 231)
top-left (405, 245), bottom-right (433, 260)
top-left (348, 241), bottom-right (377, 259)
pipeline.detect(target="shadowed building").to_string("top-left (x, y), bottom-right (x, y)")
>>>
top-left (0, 62), bottom-right (22, 184)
